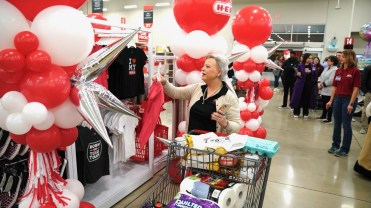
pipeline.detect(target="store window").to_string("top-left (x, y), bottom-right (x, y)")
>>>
top-left (270, 24), bottom-right (325, 43)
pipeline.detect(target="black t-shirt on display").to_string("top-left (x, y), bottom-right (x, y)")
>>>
top-left (108, 47), bottom-right (147, 99)
top-left (75, 126), bottom-right (110, 185)
top-left (188, 83), bottom-right (228, 132)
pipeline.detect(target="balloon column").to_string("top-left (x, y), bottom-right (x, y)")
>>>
top-left (0, 1), bottom-right (138, 207)
top-left (171, 0), bottom-right (232, 85)
top-left (232, 6), bottom-right (273, 139)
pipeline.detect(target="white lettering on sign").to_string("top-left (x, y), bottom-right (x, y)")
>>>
top-left (213, 1), bottom-right (232, 16)
top-left (346, 38), bottom-right (353, 45)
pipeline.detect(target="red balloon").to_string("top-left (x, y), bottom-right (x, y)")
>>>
top-left (256, 63), bottom-right (266, 73)
top-left (244, 80), bottom-right (254, 89)
top-left (259, 109), bottom-right (264, 116)
top-left (239, 127), bottom-right (254, 136)
top-left (26, 50), bottom-right (51, 72)
top-left (0, 82), bottom-right (20, 97)
top-left (232, 6), bottom-right (272, 48)
top-left (194, 57), bottom-right (206, 69)
top-left (14, 31), bottom-right (39, 56)
top-left (0, 68), bottom-right (24, 84)
top-left (258, 86), bottom-right (273, 100)
top-left (80, 202), bottom-right (95, 208)
top-left (260, 78), bottom-right (270, 87)
top-left (176, 54), bottom-right (197, 72)
top-left (87, 13), bottom-right (111, 30)
top-left (173, 0), bottom-right (232, 35)
top-left (7, 0), bottom-right (88, 21)
top-left (69, 87), bottom-right (80, 106)
top-left (251, 111), bottom-right (260, 119)
top-left (254, 126), bottom-right (267, 139)
top-left (20, 65), bottom-right (71, 108)
top-left (233, 61), bottom-right (244, 71)
top-left (9, 133), bottom-right (27, 145)
top-left (240, 110), bottom-right (251, 122)
top-left (242, 59), bottom-right (256, 73)
top-left (62, 64), bottom-right (78, 78)
top-left (26, 126), bottom-right (62, 153)
top-left (0, 49), bottom-right (26, 72)
top-left (59, 127), bottom-right (78, 147)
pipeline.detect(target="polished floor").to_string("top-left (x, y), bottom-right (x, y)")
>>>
top-left (114, 87), bottom-right (371, 208)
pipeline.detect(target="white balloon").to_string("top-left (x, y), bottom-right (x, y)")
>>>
top-left (257, 105), bottom-right (264, 112)
top-left (210, 35), bottom-right (228, 55)
top-left (6, 113), bottom-right (32, 135)
top-left (0, 100), bottom-right (10, 130)
top-left (238, 97), bottom-right (245, 102)
top-left (174, 69), bottom-right (188, 85)
top-left (65, 179), bottom-right (85, 201)
top-left (245, 119), bottom-right (259, 131)
top-left (169, 29), bottom-right (187, 57)
top-left (51, 98), bottom-right (84, 128)
top-left (33, 111), bottom-right (55, 130)
top-left (184, 30), bottom-right (212, 59)
top-left (235, 70), bottom-right (249, 82)
top-left (186, 71), bottom-right (203, 85)
top-left (22, 102), bottom-right (48, 125)
top-left (257, 116), bottom-right (262, 125)
top-left (178, 121), bottom-right (187, 133)
top-left (247, 103), bottom-right (257, 112)
top-left (18, 196), bottom-right (40, 208)
top-left (239, 101), bottom-right (248, 111)
top-left (250, 46), bottom-right (268, 64)
top-left (1, 91), bottom-right (28, 113)
top-left (248, 71), bottom-right (261, 82)
top-left (232, 42), bottom-right (250, 62)
top-left (258, 98), bottom-right (270, 108)
top-left (56, 190), bottom-right (80, 208)
top-left (0, 1), bottom-right (30, 50)
top-left (31, 6), bottom-right (94, 66)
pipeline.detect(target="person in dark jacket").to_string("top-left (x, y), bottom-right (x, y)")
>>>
top-left (280, 49), bottom-right (299, 108)
top-left (360, 65), bottom-right (371, 134)
top-left (290, 53), bottom-right (317, 118)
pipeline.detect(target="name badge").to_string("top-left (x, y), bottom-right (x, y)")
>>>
top-left (335, 75), bottom-right (341, 81)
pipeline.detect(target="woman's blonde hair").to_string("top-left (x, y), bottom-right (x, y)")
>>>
top-left (341, 50), bottom-right (356, 68)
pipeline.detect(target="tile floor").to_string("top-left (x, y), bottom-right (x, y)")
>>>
top-left (114, 87), bottom-right (371, 208)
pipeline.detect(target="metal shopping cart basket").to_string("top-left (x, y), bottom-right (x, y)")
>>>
top-left (142, 131), bottom-right (274, 208)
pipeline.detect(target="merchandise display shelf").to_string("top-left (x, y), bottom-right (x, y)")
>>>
top-left (83, 151), bottom-right (168, 208)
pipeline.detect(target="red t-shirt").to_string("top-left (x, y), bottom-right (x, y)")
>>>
top-left (332, 66), bottom-right (361, 96)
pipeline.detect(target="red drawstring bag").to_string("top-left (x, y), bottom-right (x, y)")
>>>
top-left (138, 82), bottom-right (164, 150)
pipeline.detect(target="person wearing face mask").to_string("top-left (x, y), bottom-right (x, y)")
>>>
top-left (326, 50), bottom-right (361, 157)
top-left (290, 53), bottom-right (317, 119)
top-left (317, 56), bottom-right (338, 123)
top-left (154, 55), bottom-right (241, 134)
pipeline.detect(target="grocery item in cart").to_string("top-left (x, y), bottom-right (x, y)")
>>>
top-left (243, 136), bottom-right (279, 158)
top-left (166, 192), bottom-right (220, 208)
top-left (186, 133), bottom-right (246, 152)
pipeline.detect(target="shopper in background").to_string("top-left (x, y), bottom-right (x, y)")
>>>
top-left (313, 57), bottom-right (324, 78)
top-left (317, 56), bottom-right (338, 123)
top-left (280, 49), bottom-right (299, 108)
top-left (290, 53), bottom-right (317, 118)
top-left (322, 57), bottom-right (329, 69)
top-left (154, 55), bottom-right (241, 134)
top-left (326, 50), bottom-right (361, 157)
top-left (273, 55), bottom-right (283, 92)
top-left (360, 65), bottom-right (371, 134)
top-left (336, 51), bottom-right (343, 67)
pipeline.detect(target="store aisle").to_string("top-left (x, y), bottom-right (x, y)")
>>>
top-left (114, 88), bottom-right (371, 208)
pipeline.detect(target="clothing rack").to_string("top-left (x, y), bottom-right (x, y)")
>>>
top-left (65, 23), bottom-right (165, 208)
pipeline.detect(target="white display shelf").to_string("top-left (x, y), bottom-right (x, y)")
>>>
top-left (83, 151), bottom-right (167, 208)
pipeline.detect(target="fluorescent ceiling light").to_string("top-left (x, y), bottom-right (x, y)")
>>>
top-left (124, 5), bottom-right (138, 9)
top-left (155, 2), bottom-right (170, 7)
top-left (103, 8), bottom-right (108, 11)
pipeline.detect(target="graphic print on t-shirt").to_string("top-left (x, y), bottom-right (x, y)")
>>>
top-left (129, 58), bottom-right (136, 75)
top-left (87, 140), bottom-right (102, 162)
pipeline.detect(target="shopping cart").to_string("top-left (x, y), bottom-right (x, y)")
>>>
top-left (142, 131), bottom-right (273, 208)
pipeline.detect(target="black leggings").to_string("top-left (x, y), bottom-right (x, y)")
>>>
top-left (321, 95), bottom-right (332, 120)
